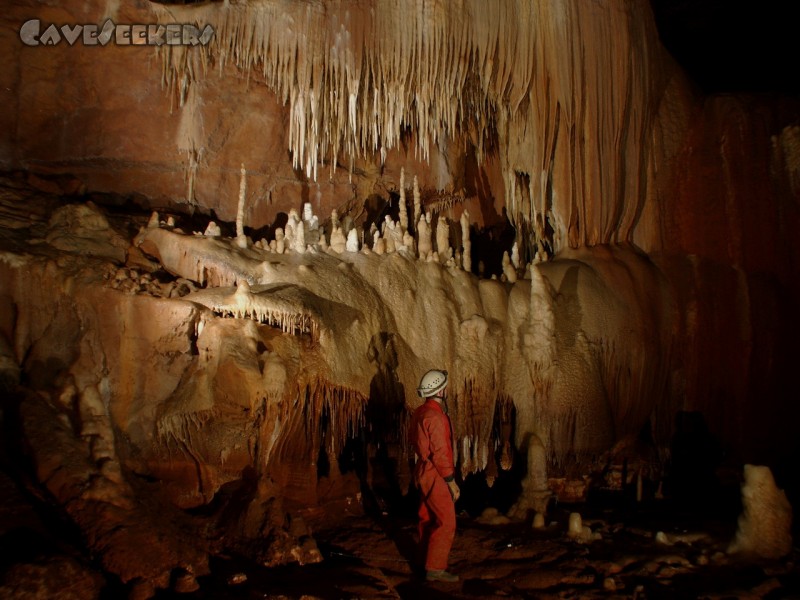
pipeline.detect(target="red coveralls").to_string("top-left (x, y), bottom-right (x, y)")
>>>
top-left (409, 398), bottom-right (456, 571)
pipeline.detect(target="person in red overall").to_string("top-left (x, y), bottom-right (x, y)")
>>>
top-left (410, 369), bottom-right (460, 582)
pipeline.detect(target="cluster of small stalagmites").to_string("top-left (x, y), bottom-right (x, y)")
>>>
top-left (105, 266), bottom-right (197, 299)
top-left (182, 166), bottom-right (546, 280)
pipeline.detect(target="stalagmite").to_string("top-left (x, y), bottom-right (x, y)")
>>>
top-left (461, 210), bottom-right (471, 273)
top-left (235, 164), bottom-right (248, 249)
top-left (568, 513), bottom-right (583, 538)
top-left (435, 216), bottom-right (450, 264)
top-left (204, 221), bottom-right (221, 237)
top-left (402, 230), bottom-right (415, 255)
top-left (292, 221), bottom-right (306, 254)
top-left (329, 226), bottom-right (346, 254)
top-left (511, 241), bottom-right (520, 270)
top-left (398, 168), bottom-right (408, 233)
top-left (372, 231), bottom-right (385, 255)
top-left (275, 228), bottom-right (285, 254)
top-left (506, 432), bottom-right (552, 520)
top-left (381, 217), bottom-right (394, 253)
top-left (728, 465), bottom-right (793, 559)
top-left (417, 214), bottom-right (432, 260)
top-left (567, 512), bottom-right (596, 542)
top-left (303, 202), bottom-right (320, 246)
top-left (147, 211), bottom-right (159, 229)
top-left (284, 209), bottom-right (300, 251)
top-left (345, 228), bottom-right (360, 252)
top-left (502, 251), bottom-right (517, 282)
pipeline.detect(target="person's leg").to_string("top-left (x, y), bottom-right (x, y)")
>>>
top-left (417, 498), bottom-right (432, 565)
top-left (424, 477), bottom-right (456, 572)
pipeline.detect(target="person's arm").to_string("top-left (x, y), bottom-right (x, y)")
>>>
top-left (426, 413), bottom-right (455, 481)
top-left (427, 412), bottom-right (460, 502)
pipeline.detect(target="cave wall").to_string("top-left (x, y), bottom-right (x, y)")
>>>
top-left (1, 0), bottom-right (799, 533)
top-left (1, 1), bottom-right (800, 592)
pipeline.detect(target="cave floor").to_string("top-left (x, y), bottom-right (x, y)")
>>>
top-left (2, 456), bottom-right (800, 600)
top-left (158, 500), bottom-right (800, 600)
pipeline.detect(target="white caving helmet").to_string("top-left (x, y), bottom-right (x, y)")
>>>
top-left (417, 369), bottom-right (448, 398)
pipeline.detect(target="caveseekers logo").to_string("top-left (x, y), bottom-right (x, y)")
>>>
top-left (19, 19), bottom-right (214, 47)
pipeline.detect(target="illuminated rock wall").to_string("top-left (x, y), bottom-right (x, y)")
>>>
top-left (1, 0), bottom-right (799, 593)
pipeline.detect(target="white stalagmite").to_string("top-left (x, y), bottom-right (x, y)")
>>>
top-left (204, 221), bottom-right (221, 237)
top-left (728, 465), bottom-right (793, 559)
top-left (303, 202), bottom-right (313, 223)
top-left (292, 221), bottom-right (306, 254)
top-left (511, 241), bottom-right (520, 270)
top-left (275, 228), bottom-right (285, 254)
top-left (236, 164), bottom-right (248, 249)
top-left (435, 216), bottom-right (450, 264)
top-left (346, 228), bottom-right (360, 252)
top-left (417, 214), bottom-right (432, 260)
top-left (383, 216), bottom-right (402, 253)
top-left (284, 209), bottom-right (300, 251)
top-left (461, 210), bottom-right (471, 273)
top-left (148, 211), bottom-right (159, 229)
top-left (398, 168), bottom-right (408, 232)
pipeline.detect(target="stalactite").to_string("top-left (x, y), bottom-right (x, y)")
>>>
top-left (450, 377), bottom-right (497, 478)
top-left (156, 0), bottom-right (664, 256)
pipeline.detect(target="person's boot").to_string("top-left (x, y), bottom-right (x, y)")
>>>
top-left (425, 569), bottom-right (459, 582)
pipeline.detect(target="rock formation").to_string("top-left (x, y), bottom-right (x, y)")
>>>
top-left (0, 0), bottom-right (798, 595)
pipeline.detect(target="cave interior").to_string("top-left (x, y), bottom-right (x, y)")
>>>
top-left (0, 0), bottom-right (799, 598)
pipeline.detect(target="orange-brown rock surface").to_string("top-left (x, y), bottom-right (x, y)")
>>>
top-left (0, 0), bottom-right (798, 596)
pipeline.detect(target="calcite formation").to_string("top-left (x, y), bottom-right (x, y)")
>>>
top-left (3, 188), bottom-right (791, 594)
top-left (0, 0), bottom-right (799, 595)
